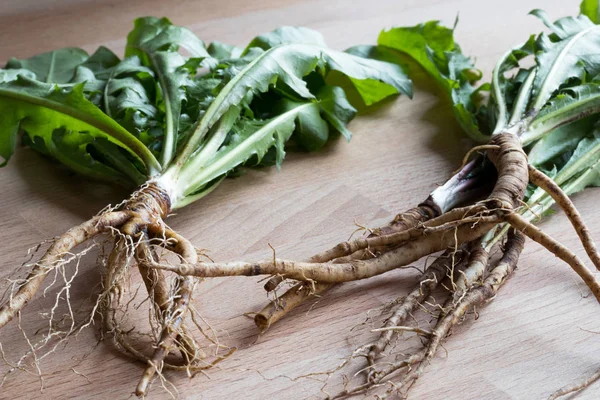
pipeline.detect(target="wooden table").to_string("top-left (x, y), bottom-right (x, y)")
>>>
top-left (1, 0), bottom-right (599, 399)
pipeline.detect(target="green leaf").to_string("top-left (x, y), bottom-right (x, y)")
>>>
top-left (179, 76), bottom-right (223, 137)
top-left (378, 21), bottom-right (489, 142)
top-left (489, 36), bottom-right (536, 132)
top-left (530, 9), bottom-right (596, 39)
top-left (175, 86), bottom-right (356, 205)
top-left (126, 16), bottom-right (216, 168)
top-left (243, 26), bottom-right (328, 53)
top-left (528, 13), bottom-right (600, 110)
top-left (5, 48), bottom-right (89, 84)
top-left (26, 128), bottom-right (128, 184)
top-left (344, 45), bottom-right (411, 106)
top-left (0, 77), bottom-right (160, 177)
top-left (69, 66), bottom-right (107, 97)
top-left (554, 131), bottom-right (600, 186)
top-left (278, 98), bottom-right (329, 151)
top-left (174, 41), bottom-right (411, 167)
top-left (105, 63), bottom-right (156, 118)
top-left (81, 46), bottom-right (121, 76)
top-left (581, 0), bottom-right (600, 24)
top-left (162, 26), bottom-right (411, 208)
top-left (3, 46), bottom-right (121, 102)
top-left (528, 127), bottom-right (600, 206)
top-left (1, 20), bottom-right (412, 203)
top-left (107, 75), bottom-right (156, 118)
top-left (527, 116), bottom-right (595, 166)
top-left (317, 85), bottom-right (356, 141)
top-left (345, 45), bottom-right (408, 66)
top-left (90, 137), bottom-right (147, 184)
top-left (207, 41), bottom-right (243, 60)
top-left (378, 22), bottom-right (455, 86)
top-left (178, 101), bottom-right (313, 199)
top-left (241, 27), bottom-right (412, 106)
top-left (0, 69), bottom-right (35, 83)
top-left (523, 83), bottom-right (600, 144)
top-left (102, 56), bottom-right (160, 147)
top-left (126, 17), bottom-right (214, 64)
top-left (563, 157), bottom-right (600, 194)
top-left (151, 52), bottom-right (190, 165)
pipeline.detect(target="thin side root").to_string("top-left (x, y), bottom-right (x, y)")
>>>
top-left (339, 230), bottom-right (524, 399)
top-left (251, 204), bottom-right (496, 332)
top-left (136, 227), bottom-right (198, 397)
top-left (136, 240), bottom-right (201, 363)
top-left (331, 349), bottom-right (427, 399)
top-left (0, 212), bottom-right (129, 329)
top-left (255, 200), bottom-right (444, 331)
top-left (366, 248), bottom-right (467, 366)
top-left (310, 200), bottom-right (442, 263)
top-left (548, 366), bottom-right (600, 400)
top-left (396, 230), bottom-right (524, 395)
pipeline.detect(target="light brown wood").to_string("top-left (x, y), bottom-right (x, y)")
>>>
top-left (1, 1), bottom-right (599, 399)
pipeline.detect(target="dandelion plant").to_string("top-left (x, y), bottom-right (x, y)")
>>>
top-left (0, 18), bottom-right (411, 396)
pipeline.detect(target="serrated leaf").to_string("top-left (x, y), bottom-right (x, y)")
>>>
top-left (102, 56), bottom-right (160, 145)
top-left (243, 27), bottom-right (412, 106)
top-left (90, 137), bottom-right (147, 183)
top-left (180, 76), bottom-right (223, 135)
top-left (556, 131), bottom-right (600, 183)
top-left (523, 83), bottom-right (600, 144)
top-left (177, 41), bottom-right (411, 165)
top-left (529, 14), bottom-right (600, 110)
top-left (180, 102), bottom-right (310, 196)
top-left (0, 69), bottom-right (35, 83)
top-left (70, 66), bottom-right (107, 96)
top-left (243, 26), bottom-right (328, 53)
top-left (530, 9), bottom-right (595, 39)
top-left (107, 75), bottom-right (156, 117)
top-left (126, 17), bottom-right (214, 64)
top-left (528, 124), bottom-right (600, 211)
top-left (126, 16), bottom-right (217, 167)
top-left (38, 128), bottom-right (127, 183)
top-left (81, 46), bottom-right (121, 76)
top-left (345, 45), bottom-right (407, 66)
top-left (527, 116), bottom-right (596, 166)
top-left (0, 77), bottom-right (159, 177)
top-left (377, 21), bottom-right (489, 142)
top-left (4, 46), bottom-right (121, 101)
top-left (564, 158), bottom-right (600, 194)
top-left (1, 20), bottom-right (414, 205)
top-left (5, 48), bottom-right (89, 83)
top-left (489, 36), bottom-right (536, 132)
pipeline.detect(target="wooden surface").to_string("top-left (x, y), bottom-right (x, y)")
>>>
top-left (1, 0), bottom-right (600, 399)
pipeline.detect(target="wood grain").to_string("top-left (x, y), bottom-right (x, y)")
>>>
top-left (1, 0), bottom-right (600, 399)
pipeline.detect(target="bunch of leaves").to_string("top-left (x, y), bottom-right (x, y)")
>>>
top-left (372, 1), bottom-right (600, 219)
top-left (0, 18), bottom-right (411, 208)
top-left (0, 46), bottom-right (161, 185)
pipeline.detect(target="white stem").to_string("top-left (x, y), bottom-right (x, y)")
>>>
top-left (507, 67), bottom-right (537, 127)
